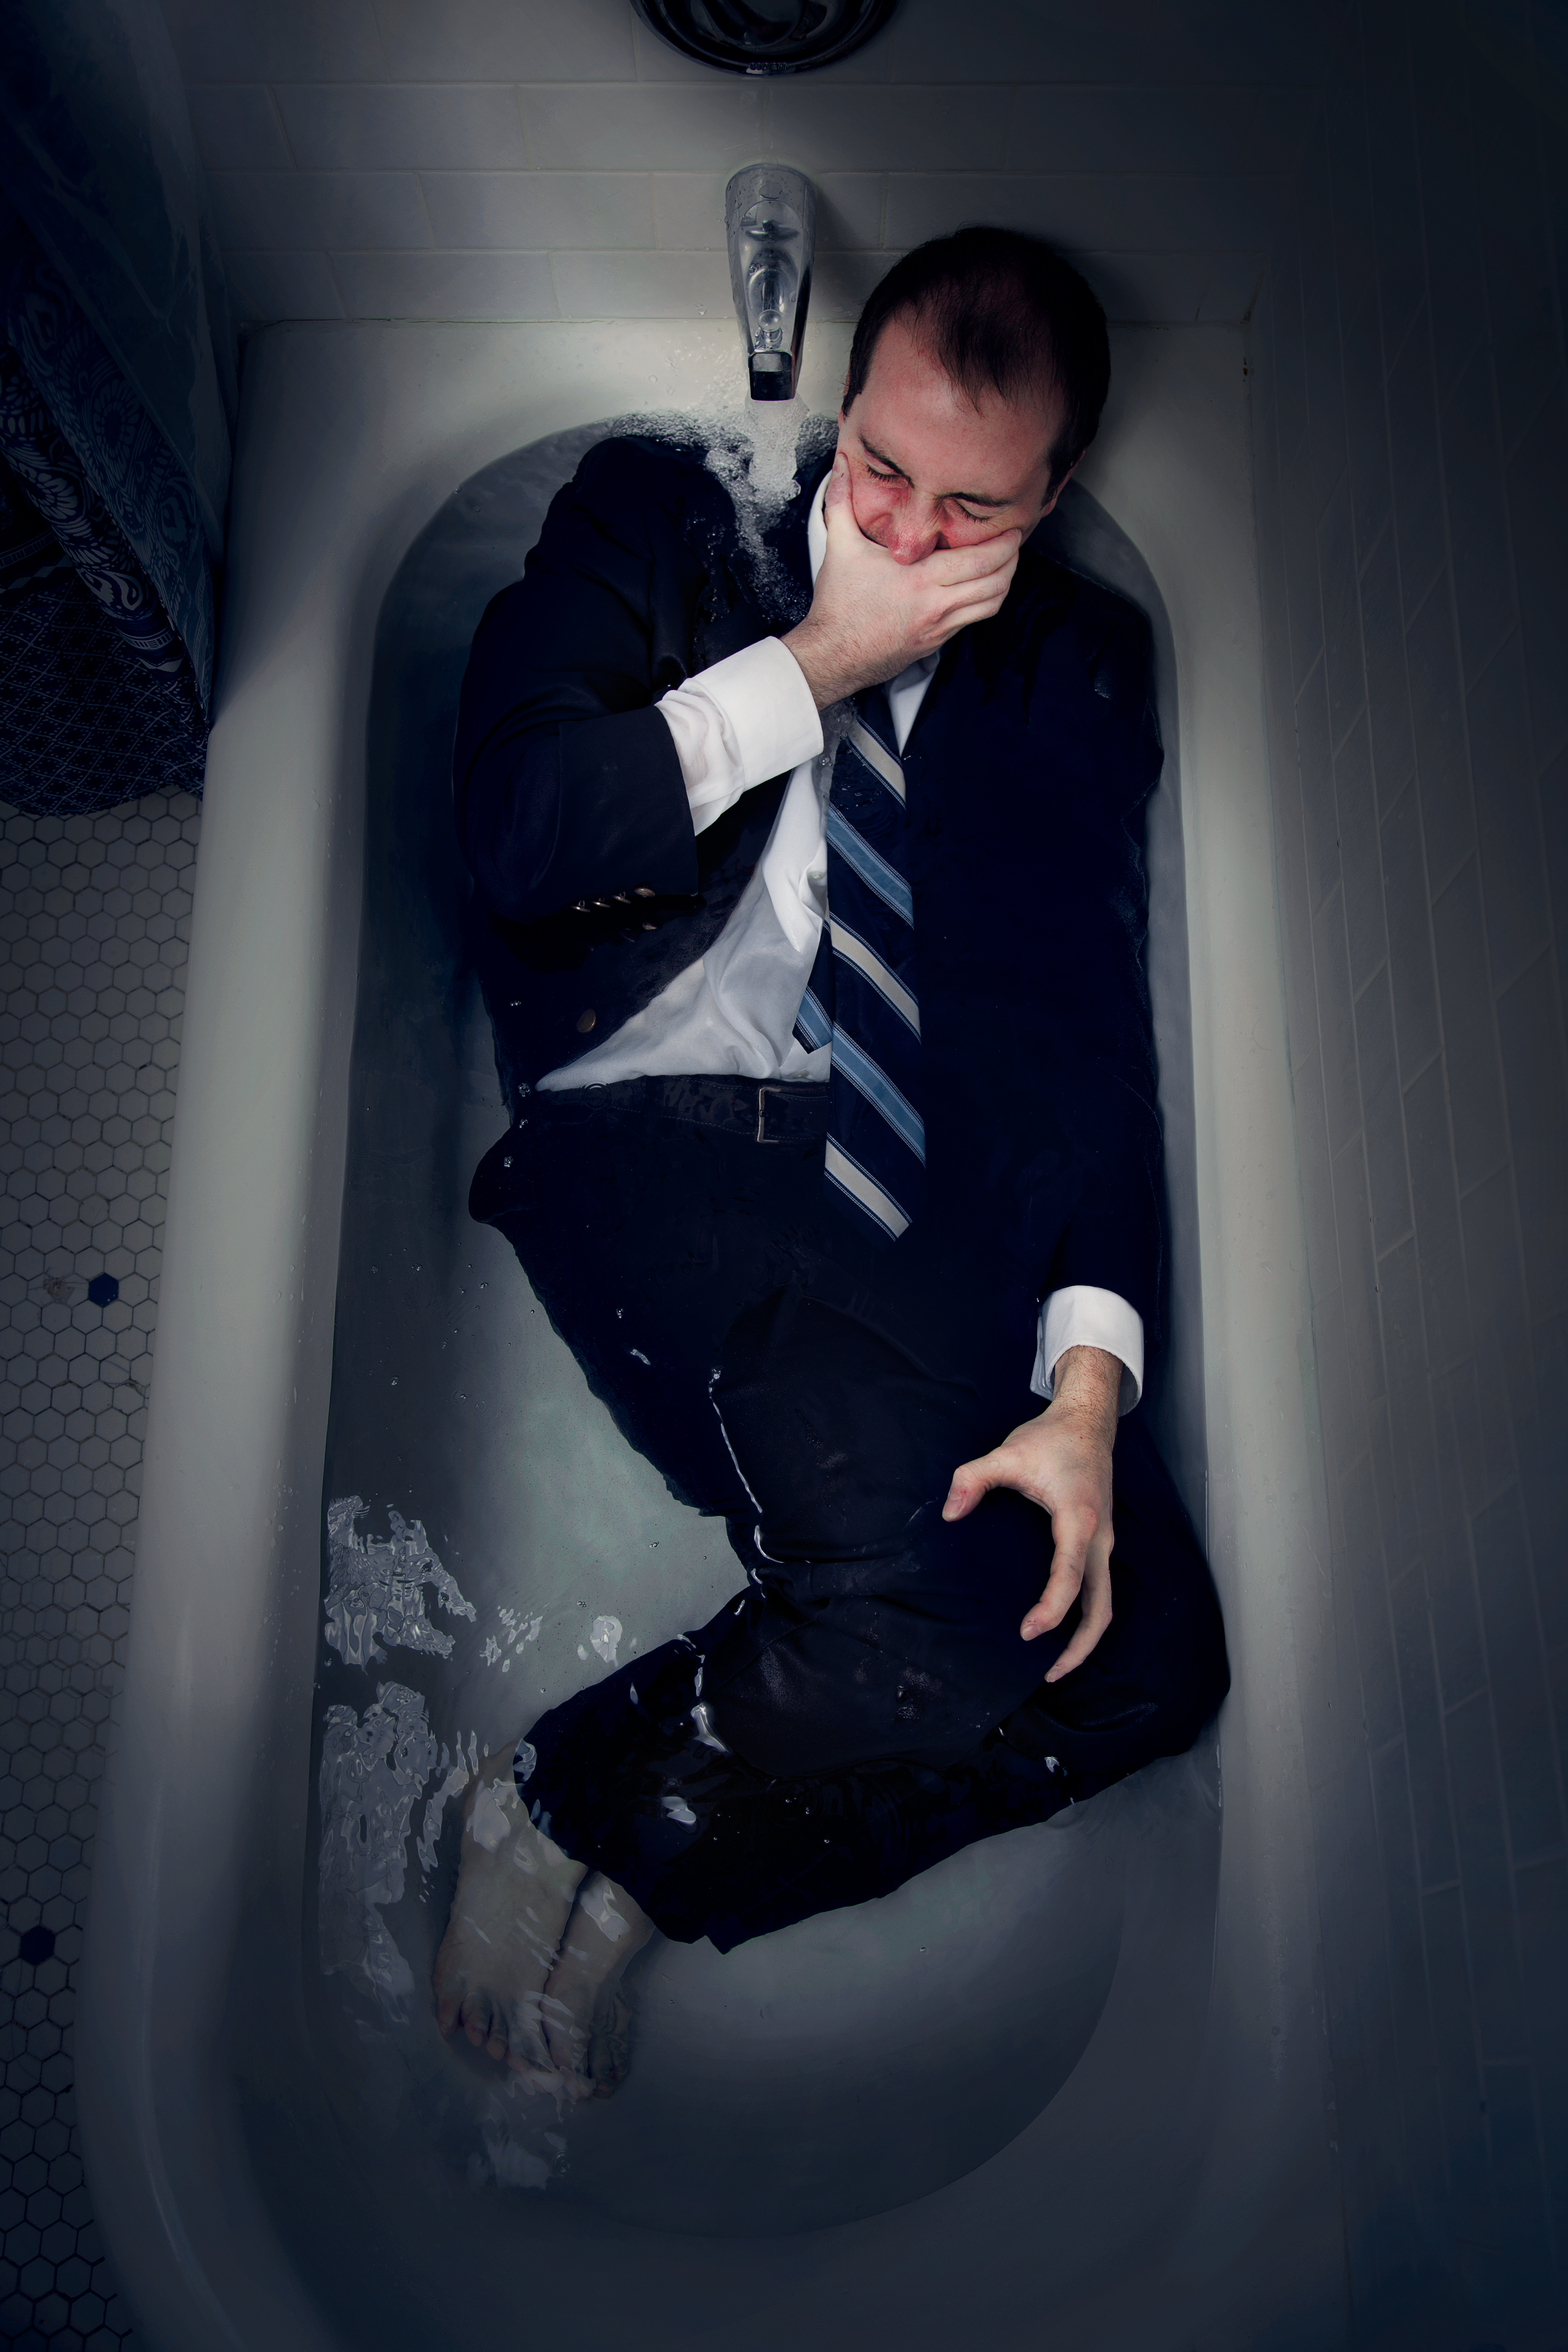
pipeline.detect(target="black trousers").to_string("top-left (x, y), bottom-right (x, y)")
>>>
top-left (472, 1077), bottom-right (1228, 1951)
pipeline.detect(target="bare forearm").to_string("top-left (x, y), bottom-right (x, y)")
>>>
top-left (780, 617), bottom-right (867, 712)
top-left (1048, 1344), bottom-right (1121, 1450)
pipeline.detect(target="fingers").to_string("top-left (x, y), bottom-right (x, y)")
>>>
top-left (919, 540), bottom-right (1021, 646)
top-left (942, 1449), bottom-right (1004, 1522)
top-left (1043, 1531), bottom-right (1114, 1679)
top-left (920, 529), bottom-right (1023, 585)
top-left (930, 584), bottom-right (1016, 640)
top-left (912, 569), bottom-right (1020, 660)
top-left (821, 450), bottom-right (853, 525)
top-left (1019, 1499), bottom-right (1099, 1640)
top-left (1033, 1507), bottom-right (1114, 1677)
top-left (945, 1416), bottom-right (1069, 1525)
top-left (945, 1401), bottom-right (1117, 1677)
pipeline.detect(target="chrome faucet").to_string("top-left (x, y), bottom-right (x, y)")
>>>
top-left (725, 165), bottom-right (816, 401)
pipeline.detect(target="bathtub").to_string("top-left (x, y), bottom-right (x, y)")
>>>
top-left (77, 319), bottom-right (1343, 2348)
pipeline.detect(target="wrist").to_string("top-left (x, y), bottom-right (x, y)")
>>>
top-left (1047, 1345), bottom-right (1121, 1449)
top-left (781, 619), bottom-right (858, 712)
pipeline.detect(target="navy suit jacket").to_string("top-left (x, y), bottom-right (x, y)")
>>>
top-left (453, 431), bottom-right (1166, 1335)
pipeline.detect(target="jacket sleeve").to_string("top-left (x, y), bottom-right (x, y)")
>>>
top-left (1035, 600), bottom-right (1166, 1340)
top-left (452, 440), bottom-right (701, 923)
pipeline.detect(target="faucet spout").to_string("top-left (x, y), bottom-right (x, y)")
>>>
top-left (725, 165), bottom-right (817, 402)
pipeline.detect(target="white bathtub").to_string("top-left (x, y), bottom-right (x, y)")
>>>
top-left (77, 320), bottom-right (1345, 2348)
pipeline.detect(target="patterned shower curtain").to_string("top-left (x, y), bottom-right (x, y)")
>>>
top-left (0, 0), bottom-right (235, 817)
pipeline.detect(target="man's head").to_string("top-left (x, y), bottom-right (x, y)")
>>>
top-left (837, 227), bottom-right (1110, 566)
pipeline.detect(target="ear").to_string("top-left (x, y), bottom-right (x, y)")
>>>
top-left (1037, 454), bottom-right (1081, 520)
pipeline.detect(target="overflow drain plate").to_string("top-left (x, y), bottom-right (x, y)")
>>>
top-left (630, 0), bottom-right (897, 77)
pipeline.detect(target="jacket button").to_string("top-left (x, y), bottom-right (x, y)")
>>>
top-left (576, 1008), bottom-right (596, 1032)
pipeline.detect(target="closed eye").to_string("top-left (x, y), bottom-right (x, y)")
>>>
top-left (862, 462), bottom-right (995, 524)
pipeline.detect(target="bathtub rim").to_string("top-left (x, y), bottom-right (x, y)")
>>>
top-left (76, 317), bottom-right (1343, 2351)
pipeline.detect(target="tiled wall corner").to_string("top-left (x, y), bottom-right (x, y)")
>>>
top-left (1249, 0), bottom-right (1568, 2340)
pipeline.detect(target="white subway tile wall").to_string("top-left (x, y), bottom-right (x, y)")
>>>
top-left (328, 247), bottom-right (558, 321)
top-left (161, 0), bottom-right (1349, 328)
top-left (417, 170), bottom-right (652, 251)
top-left (271, 83), bottom-right (533, 170)
top-left (1249, 0), bottom-right (1566, 2340)
top-left (0, 794), bottom-right (202, 2351)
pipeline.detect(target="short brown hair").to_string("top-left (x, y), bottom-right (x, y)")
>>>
top-left (844, 227), bottom-right (1111, 495)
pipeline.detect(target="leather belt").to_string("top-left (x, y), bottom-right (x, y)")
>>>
top-left (520, 1074), bottom-right (830, 1146)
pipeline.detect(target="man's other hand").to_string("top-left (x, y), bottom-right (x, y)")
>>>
top-left (781, 453), bottom-right (1022, 709)
top-left (941, 1345), bottom-right (1121, 1682)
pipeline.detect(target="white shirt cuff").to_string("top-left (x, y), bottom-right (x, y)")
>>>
top-left (1031, 1286), bottom-right (1144, 1415)
top-left (657, 637), bottom-right (824, 837)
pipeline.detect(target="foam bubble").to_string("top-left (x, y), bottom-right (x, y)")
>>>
top-left (318, 1682), bottom-right (439, 2017)
top-left (324, 1496), bottom-right (476, 1669)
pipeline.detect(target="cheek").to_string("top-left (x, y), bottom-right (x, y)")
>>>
top-left (849, 474), bottom-right (901, 537)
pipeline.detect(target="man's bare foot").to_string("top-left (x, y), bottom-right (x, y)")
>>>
top-left (539, 1872), bottom-right (655, 2101)
top-left (432, 1762), bottom-right (585, 2081)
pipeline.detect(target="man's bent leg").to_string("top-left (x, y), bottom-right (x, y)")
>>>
top-left (472, 1099), bottom-right (1228, 1954)
top-left (698, 1288), bottom-right (1227, 1781)
top-left (477, 1094), bottom-right (833, 1521)
top-left (447, 1099), bottom-right (833, 2073)
top-left (513, 1402), bottom-right (1225, 1954)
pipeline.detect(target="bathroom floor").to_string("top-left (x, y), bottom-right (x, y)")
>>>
top-left (0, 789), bottom-right (199, 2350)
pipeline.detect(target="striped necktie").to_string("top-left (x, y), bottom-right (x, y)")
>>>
top-left (792, 684), bottom-right (925, 1242)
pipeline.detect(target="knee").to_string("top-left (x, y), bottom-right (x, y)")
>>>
top-left (714, 1292), bottom-right (959, 1559)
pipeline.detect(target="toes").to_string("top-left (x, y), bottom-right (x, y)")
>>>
top-left (543, 2036), bottom-right (589, 2085)
top-left (589, 1993), bottom-right (633, 2098)
top-left (500, 1995), bottom-right (554, 2078)
top-left (539, 1992), bottom-right (588, 2074)
top-left (542, 2041), bottom-right (591, 2094)
top-left (504, 2049), bottom-right (560, 2091)
top-left (453, 1984), bottom-right (553, 2074)
top-left (589, 2044), bottom-right (629, 2097)
top-left (432, 1932), bottom-right (467, 2037)
top-left (432, 1966), bottom-right (463, 2041)
top-left (510, 1992), bottom-right (544, 2046)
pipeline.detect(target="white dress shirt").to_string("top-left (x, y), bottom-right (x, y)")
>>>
top-left (539, 476), bottom-right (1144, 1411)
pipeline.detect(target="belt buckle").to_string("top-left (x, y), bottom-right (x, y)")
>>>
top-left (755, 1082), bottom-right (786, 1144)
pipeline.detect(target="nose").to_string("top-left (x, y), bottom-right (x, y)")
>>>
top-left (883, 507), bottom-right (943, 564)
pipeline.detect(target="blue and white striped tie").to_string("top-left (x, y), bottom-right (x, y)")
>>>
top-left (793, 684), bottom-right (925, 1242)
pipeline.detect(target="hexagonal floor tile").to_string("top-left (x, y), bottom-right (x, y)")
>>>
top-left (3, 787), bottom-right (197, 2352)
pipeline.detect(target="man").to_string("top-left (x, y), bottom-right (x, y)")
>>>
top-left (434, 229), bottom-right (1228, 2098)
